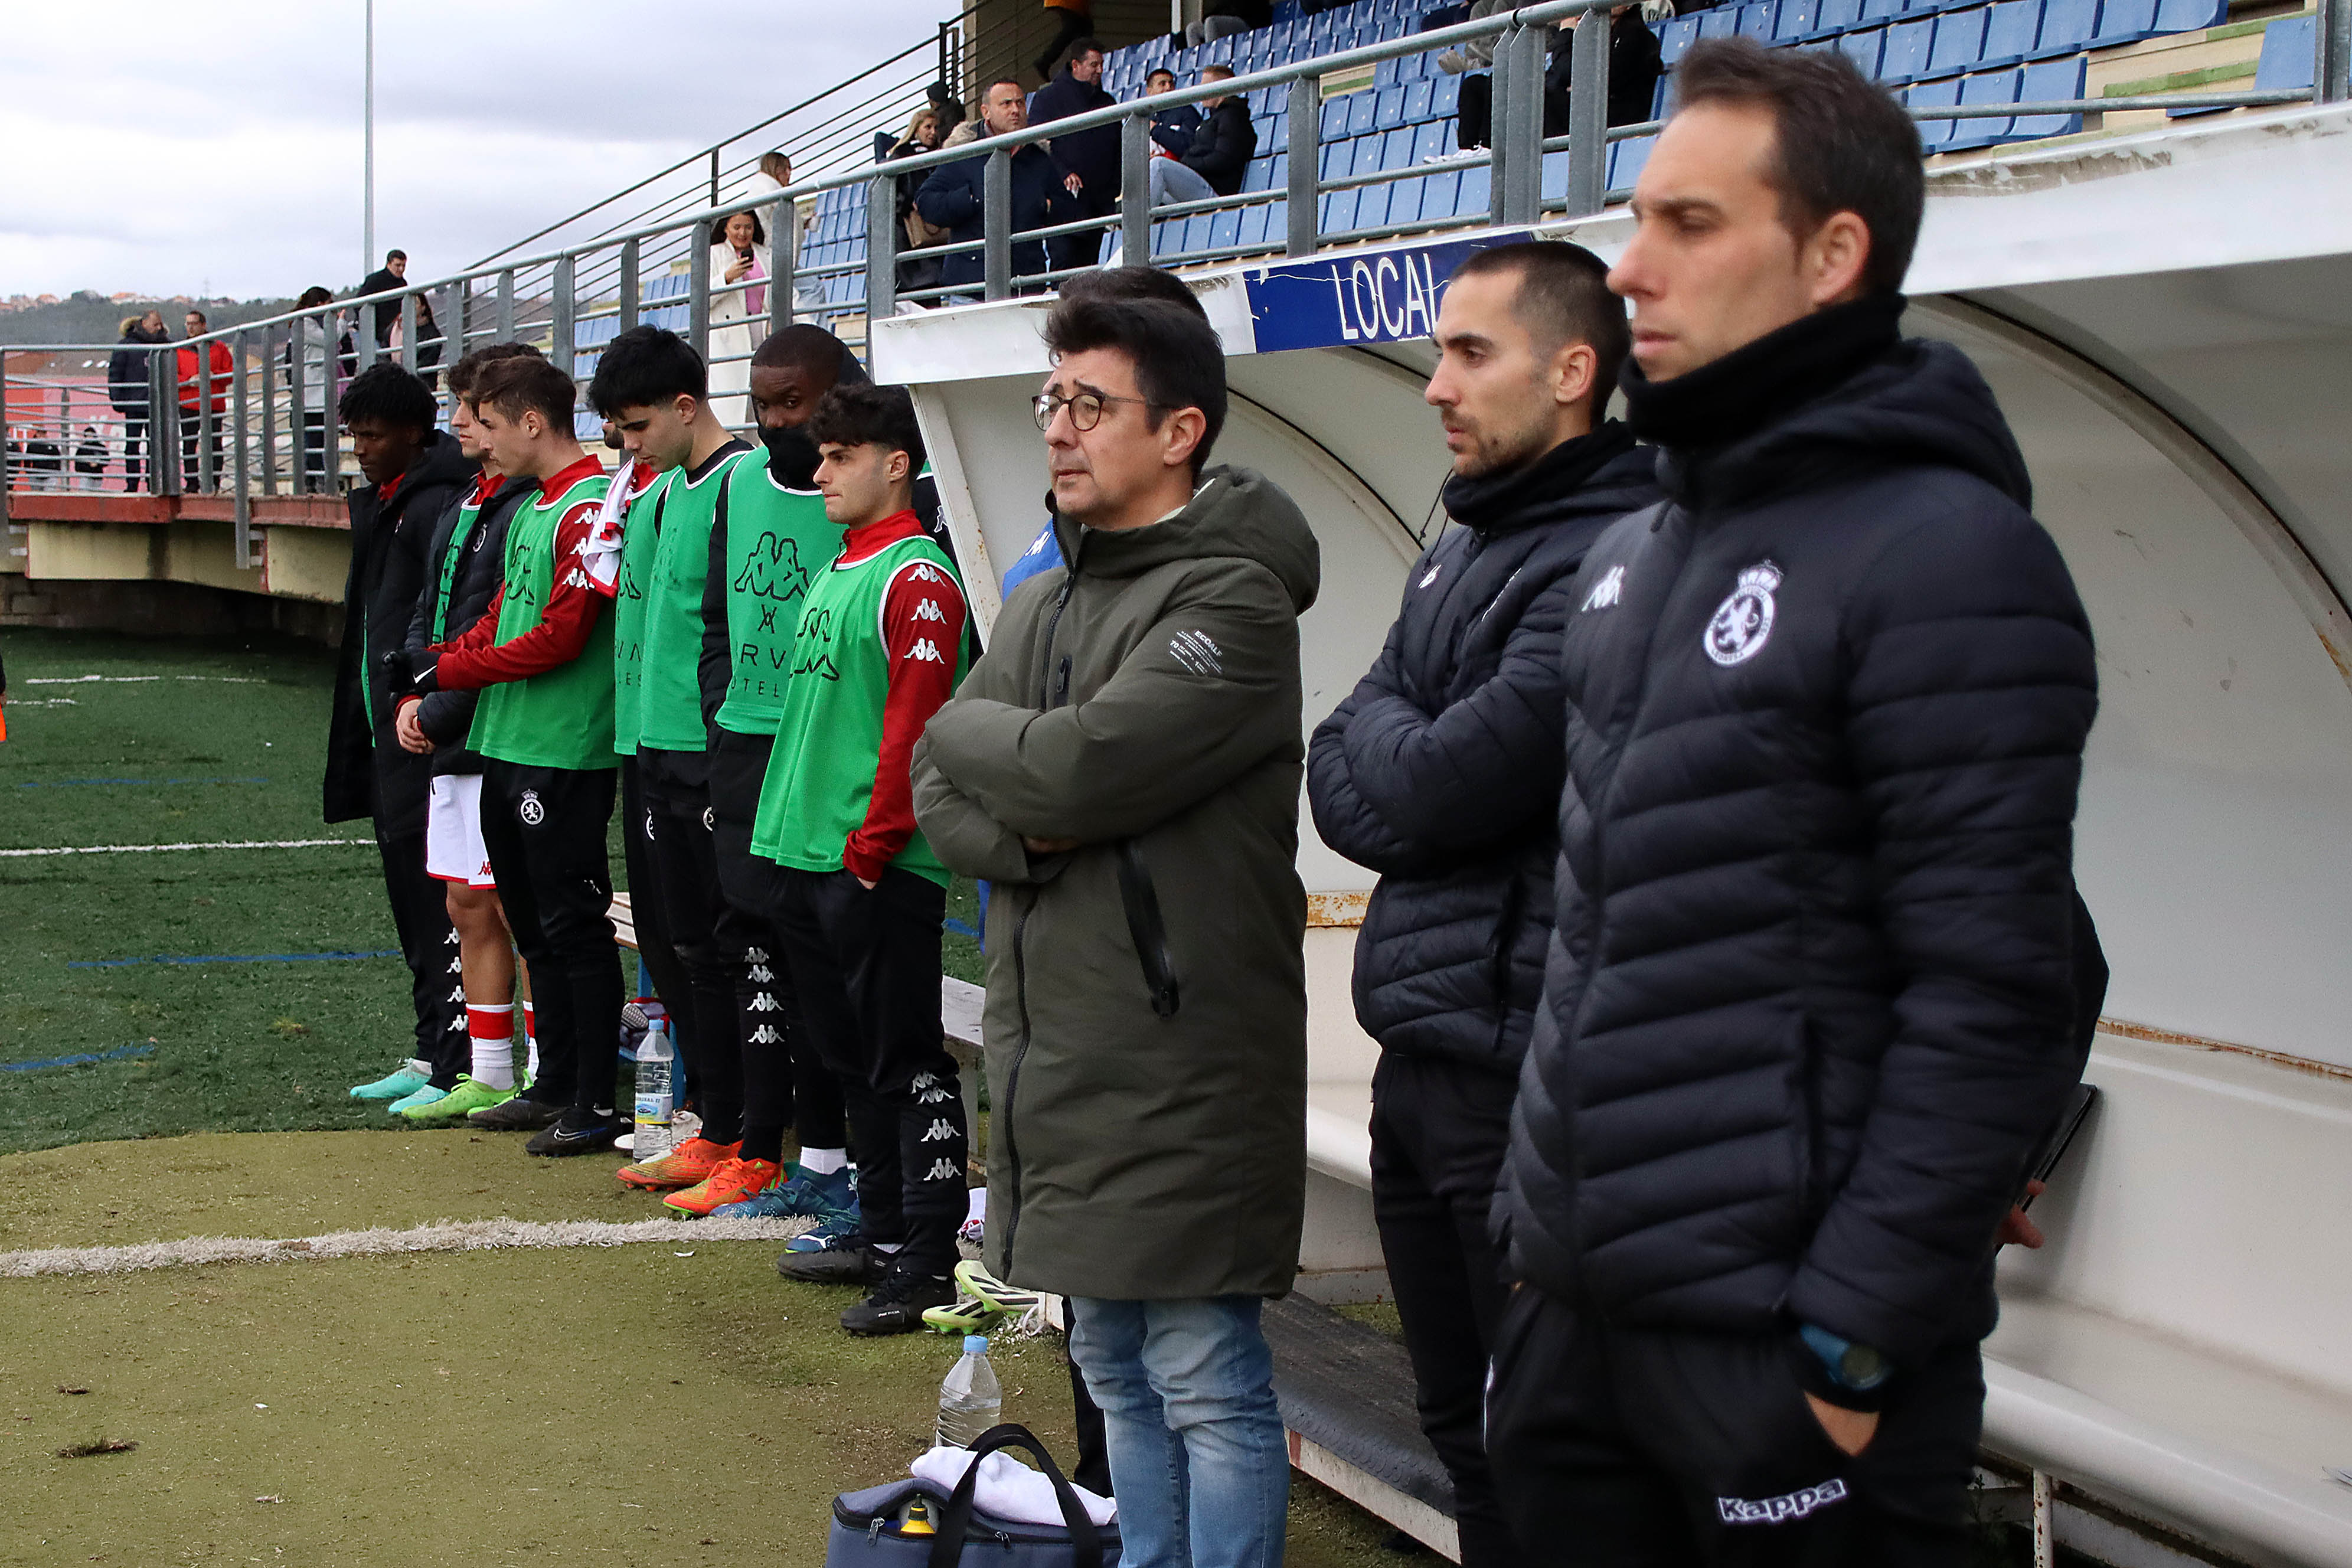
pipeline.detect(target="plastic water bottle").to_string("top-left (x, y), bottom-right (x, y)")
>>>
top-left (936, 1335), bottom-right (1001, 1449)
top-left (633, 1021), bottom-right (675, 1162)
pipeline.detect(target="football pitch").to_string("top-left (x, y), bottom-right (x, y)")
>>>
top-left (0, 627), bottom-right (1390, 1567)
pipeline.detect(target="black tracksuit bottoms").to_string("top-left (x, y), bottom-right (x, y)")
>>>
top-left (1369, 1053), bottom-right (1523, 1568)
top-left (708, 729), bottom-right (845, 1164)
top-left (479, 759), bottom-right (621, 1116)
top-left (631, 746), bottom-right (748, 1145)
top-left (620, 757), bottom-right (694, 1061)
top-left (766, 864), bottom-right (967, 1277)
top-left (373, 820), bottom-right (465, 1085)
top-left (1486, 1288), bottom-right (1986, 1567)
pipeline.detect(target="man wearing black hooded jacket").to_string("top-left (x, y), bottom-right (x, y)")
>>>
top-left (1485, 41), bottom-right (2101, 1563)
top-left (1307, 240), bottom-right (1658, 1568)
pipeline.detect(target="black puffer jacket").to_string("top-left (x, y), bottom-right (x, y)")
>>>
top-left (403, 473), bottom-right (538, 777)
top-left (1308, 424), bottom-right (1660, 1074)
top-left (322, 431), bottom-right (478, 833)
top-left (1498, 299), bottom-right (2099, 1365)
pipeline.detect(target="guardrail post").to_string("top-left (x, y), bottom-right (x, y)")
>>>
top-left (2322, 0), bottom-right (2350, 101)
top-left (772, 194), bottom-right (796, 330)
top-left (690, 220), bottom-right (713, 362)
top-left (197, 345), bottom-right (217, 494)
top-left (232, 329), bottom-right (253, 566)
top-left (357, 299), bottom-right (378, 370)
top-left (867, 175), bottom-right (900, 320)
top-left (620, 237), bottom-right (641, 333)
top-left (984, 149), bottom-right (1013, 300)
top-left (259, 325), bottom-right (279, 498)
top-left (1565, 6), bottom-right (1610, 215)
top-left (1286, 74), bottom-right (1320, 257)
top-left (400, 294), bottom-right (420, 371)
top-left (152, 349), bottom-right (181, 498)
top-left (1495, 24), bottom-right (1546, 225)
top-left (288, 318), bottom-right (309, 495)
top-left (1121, 113), bottom-right (1154, 264)
top-left (497, 269), bottom-right (517, 339)
top-left (319, 326), bottom-right (340, 495)
top-left (453, 278), bottom-right (471, 363)
top-left (551, 254), bottom-right (577, 376)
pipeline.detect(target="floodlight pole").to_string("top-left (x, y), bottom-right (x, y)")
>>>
top-left (364, 0), bottom-right (377, 276)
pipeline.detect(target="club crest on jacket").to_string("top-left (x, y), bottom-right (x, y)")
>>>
top-left (519, 789), bottom-right (546, 826)
top-left (1704, 561), bottom-right (1782, 667)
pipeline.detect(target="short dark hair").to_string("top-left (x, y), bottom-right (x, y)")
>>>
top-left (473, 354), bottom-right (577, 430)
top-left (387, 249), bottom-right (407, 264)
top-left (1670, 39), bottom-right (1923, 296)
top-left (340, 362), bottom-right (437, 433)
top-left (587, 325), bottom-right (708, 416)
top-left (808, 383), bottom-right (926, 474)
top-left (1450, 241), bottom-right (1629, 411)
top-left (447, 341), bottom-right (543, 403)
top-left (985, 76), bottom-right (1025, 100)
top-left (1202, 63), bottom-right (1235, 81)
top-left (1147, 67), bottom-right (1175, 84)
top-left (1058, 266), bottom-right (1209, 321)
top-left (1042, 296), bottom-right (1227, 477)
top-left (752, 322), bottom-right (865, 387)
top-left (1068, 37), bottom-right (1104, 60)
top-left (185, 309), bottom-right (208, 328)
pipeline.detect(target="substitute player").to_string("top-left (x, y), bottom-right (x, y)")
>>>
top-left (398, 354), bottom-right (628, 1156)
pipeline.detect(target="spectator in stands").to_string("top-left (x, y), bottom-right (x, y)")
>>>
top-left (1307, 241), bottom-right (1660, 1568)
top-left (285, 286), bottom-right (338, 490)
top-left (708, 208), bottom-right (773, 427)
top-left (325, 362), bottom-right (478, 1117)
top-left (73, 426), bottom-right (106, 491)
top-left (1442, 0), bottom-right (1510, 148)
top-left (107, 312), bottom-right (163, 492)
top-left (916, 79), bottom-right (1067, 299)
top-left (745, 151), bottom-right (827, 322)
top-left (1483, 40), bottom-right (2098, 1560)
top-left (1031, 39), bottom-right (1121, 276)
top-left (1145, 64), bottom-right (1256, 210)
top-left (1543, 5), bottom-right (1666, 132)
top-left (912, 295), bottom-right (1317, 1568)
top-left (1186, 0), bottom-right (1272, 44)
top-left (890, 109), bottom-right (953, 298)
top-left (1034, 0), bottom-right (1094, 83)
top-left (1144, 69), bottom-right (1201, 158)
top-left (176, 309), bottom-right (233, 489)
top-left (358, 249), bottom-right (410, 349)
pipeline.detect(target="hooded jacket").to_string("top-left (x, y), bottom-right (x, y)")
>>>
top-left (1497, 298), bottom-right (2099, 1367)
top-left (912, 466), bottom-right (1321, 1301)
top-left (108, 327), bottom-right (159, 416)
top-left (403, 473), bottom-right (540, 778)
top-left (1308, 423), bottom-right (1661, 1076)
top-left (322, 430), bottom-right (479, 831)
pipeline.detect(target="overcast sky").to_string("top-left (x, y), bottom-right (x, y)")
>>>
top-left (0, 0), bottom-right (948, 300)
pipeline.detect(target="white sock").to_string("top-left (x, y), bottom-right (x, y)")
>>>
top-left (522, 1002), bottom-right (540, 1080)
top-left (799, 1147), bottom-right (848, 1175)
top-left (467, 1004), bottom-right (516, 1091)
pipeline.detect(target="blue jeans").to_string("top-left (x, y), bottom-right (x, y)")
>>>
top-left (1067, 1296), bottom-right (1290, 1568)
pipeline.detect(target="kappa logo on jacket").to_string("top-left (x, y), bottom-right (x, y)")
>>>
top-left (518, 789), bottom-right (546, 827)
top-left (1716, 1477), bottom-right (1847, 1526)
top-left (1581, 564), bottom-right (1625, 612)
top-left (912, 597), bottom-right (949, 623)
top-left (1704, 561), bottom-right (1782, 667)
top-left (907, 638), bottom-right (947, 664)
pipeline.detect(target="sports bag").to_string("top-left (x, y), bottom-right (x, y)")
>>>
top-left (824, 1423), bottom-right (1118, 1568)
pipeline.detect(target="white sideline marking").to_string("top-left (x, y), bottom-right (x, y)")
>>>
top-left (0, 1214), bottom-right (815, 1279)
top-left (24, 675), bottom-right (269, 685)
top-left (0, 838), bottom-right (370, 858)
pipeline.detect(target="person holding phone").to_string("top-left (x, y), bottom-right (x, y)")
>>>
top-left (708, 209), bottom-right (773, 430)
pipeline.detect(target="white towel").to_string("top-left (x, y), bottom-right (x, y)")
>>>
top-left (910, 1445), bottom-right (1118, 1527)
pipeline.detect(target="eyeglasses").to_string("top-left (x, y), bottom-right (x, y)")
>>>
top-left (1033, 390), bottom-right (1159, 433)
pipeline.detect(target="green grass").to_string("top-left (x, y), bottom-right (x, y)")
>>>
top-left (0, 627), bottom-right (986, 1154)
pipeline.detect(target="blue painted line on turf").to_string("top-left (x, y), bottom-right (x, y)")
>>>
top-left (17, 776), bottom-right (270, 788)
top-left (68, 949), bottom-right (403, 969)
top-left (1, 1044), bottom-right (155, 1073)
top-left (943, 917), bottom-right (981, 939)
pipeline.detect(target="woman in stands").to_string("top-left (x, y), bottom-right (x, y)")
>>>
top-left (707, 209), bottom-right (771, 430)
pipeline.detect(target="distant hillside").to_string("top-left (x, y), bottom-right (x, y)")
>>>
top-left (0, 293), bottom-right (299, 347)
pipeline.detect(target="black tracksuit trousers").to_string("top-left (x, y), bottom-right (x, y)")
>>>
top-left (479, 760), bottom-right (621, 1116)
top-left (620, 757), bottom-right (695, 1072)
top-left (767, 864), bottom-right (966, 1277)
top-left (708, 729), bottom-right (845, 1164)
top-left (1486, 1289), bottom-right (1985, 1567)
top-left (1370, 1053), bottom-right (1523, 1568)
top-left (373, 823), bottom-right (465, 1084)
top-left (634, 746), bottom-right (747, 1145)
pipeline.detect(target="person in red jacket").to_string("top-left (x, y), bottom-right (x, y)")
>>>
top-left (176, 309), bottom-right (234, 489)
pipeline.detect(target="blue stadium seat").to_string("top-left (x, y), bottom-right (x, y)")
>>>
top-left (1809, 0), bottom-right (1864, 35)
top-left (1404, 78), bottom-right (1435, 120)
top-left (1376, 55), bottom-right (1402, 85)
top-left (2091, 0), bottom-right (2160, 47)
top-left (1606, 134), bottom-right (1657, 191)
top-left (1323, 188), bottom-right (1358, 231)
top-left (1433, 72), bottom-right (1461, 115)
top-left (1244, 156), bottom-right (1275, 191)
top-left (1241, 202), bottom-right (1273, 246)
top-left (1272, 150), bottom-right (1291, 185)
top-left (1775, 0), bottom-right (1819, 40)
top-left (1737, 1), bottom-right (1776, 38)
top-left (1322, 96), bottom-right (1353, 138)
top-left (1319, 138), bottom-right (1348, 178)
top-left (2254, 10), bottom-right (2316, 89)
top-left (1838, 24), bottom-right (1886, 73)
top-left (2032, 0), bottom-right (2097, 55)
top-left (1863, 0), bottom-right (1906, 25)
top-left (1384, 125), bottom-right (1416, 166)
top-left (1950, 64), bottom-right (2022, 147)
top-left (1457, 162), bottom-right (1491, 216)
top-left (1908, 74), bottom-right (1964, 148)
top-left (1375, 86), bottom-right (1407, 128)
top-left (1210, 207), bottom-right (1242, 249)
top-left (1388, 175), bottom-right (1424, 223)
top-left (1880, 16), bottom-right (1935, 79)
top-left (1653, 74), bottom-right (1670, 116)
top-left (1980, 0), bottom-right (2038, 65)
top-left (1347, 90), bottom-right (1379, 134)
top-left (1697, 5), bottom-right (1737, 35)
top-left (1662, 14), bottom-right (1704, 58)
top-left (2152, 0), bottom-right (2226, 28)
top-left (1412, 117), bottom-right (1451, 159)
top-left (1356, 182), bottom-right (1393, 228)
top-left (1419, 168), bottom-right (1461, 219)
top-left (2013, 53), bottom-right (2086, 135)
top-left (1929, 6), bottom-right (1988, 73)
top-left (1541, 148), bottom-right (1569, 203)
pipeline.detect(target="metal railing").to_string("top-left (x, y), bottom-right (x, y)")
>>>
top-left (1, 0), bottom-right (2338, 565)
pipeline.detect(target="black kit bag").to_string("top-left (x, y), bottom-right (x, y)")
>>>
top-left (824, 1423), bottom-right (1119, 1568)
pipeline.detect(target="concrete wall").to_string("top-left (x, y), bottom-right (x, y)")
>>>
top-left (0, 571), bottom-right (343, 645)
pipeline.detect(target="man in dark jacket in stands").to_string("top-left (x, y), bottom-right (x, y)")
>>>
top-left (1484, 40), bottom-right (2099, 1562)
top-left (1148, 66), bottom-right (1257, 212)
top-left (1306, 240), bottom-right (1660, 1568)
top-left (1029, 40), bottom-right (1119, 274)
top-left (107, 313), bottom-right (163, 492)
top-left (916, 79), bottom-right (1068, 298)
top-left (323, 362), bottom-right (480, 1113)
